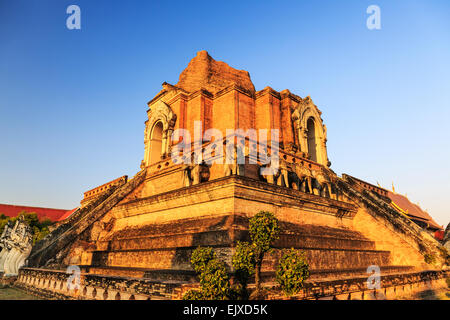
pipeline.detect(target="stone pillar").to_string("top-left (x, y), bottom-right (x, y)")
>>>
top-left (104, 289), bottom-right (121, 300)
top-left (95, 288), bottom-right (107, 300)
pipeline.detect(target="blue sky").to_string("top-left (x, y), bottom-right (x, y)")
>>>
top-left (0, 0), bottom-right (449, 226)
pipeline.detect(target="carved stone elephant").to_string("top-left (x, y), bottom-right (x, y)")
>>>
top-left (293, 162), bottom-right (313, 193)
top-left (276, 159), bottom-right (290, 187)
top-left (224, 144), bottom-right (245, 177)
top-left (311, 167), bottom-right (337, 199)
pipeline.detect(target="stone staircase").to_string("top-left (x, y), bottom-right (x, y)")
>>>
top-left (27, 170), bottom-right (147, 268)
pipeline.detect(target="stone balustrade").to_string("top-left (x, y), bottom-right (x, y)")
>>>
top-left (266, 269), bottom-right (449, 300)
top-left (15, 267), bottom-right (189, 300)
top-left (14, 267), bottom-right (448, 300)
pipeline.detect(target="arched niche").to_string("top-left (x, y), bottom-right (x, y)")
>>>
top-left (306, 117), bottom-right (318, 162)
top-left (144, 101), bottom-right (177, 166)
top-left (291, 97), bottom-right (329, 166)
top-left (149, 121), bottom-right (164, 165)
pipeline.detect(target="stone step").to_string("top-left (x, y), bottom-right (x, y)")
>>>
top-left (81, 265), bottom-right (415, 283)
top-left (263, 265), bottom-right (415, 281)
top-left (276, 234), bottom-right (376, 251)
top-left (96, 230), bottom-right (376, 252)
top-left (263, 247), bottom-right (391, 270)
top-left (101, 216), bottom-right (375, 252)
top-left (89, 245), bottom-right (391, 272)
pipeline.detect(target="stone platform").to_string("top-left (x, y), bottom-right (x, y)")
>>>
top-left (67, 175), bottom-right (416, 283)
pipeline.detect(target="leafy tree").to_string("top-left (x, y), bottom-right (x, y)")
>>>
top-left (232, 241), bottom-right (255, 299)
top-left (184, 211), bottom-right (281, 300)
top-left (198, 258), bottom-right (231, 300)
top-left (248, 211), bottom-right (280, 297)
top-left (191, 246), bottom-right (216, 274)
top-left (183, 247), bottom-right (231, 300)
top-left (276, 248), bottom-right (309, 297)
top-left (182, 289), bottom-right (204, 300)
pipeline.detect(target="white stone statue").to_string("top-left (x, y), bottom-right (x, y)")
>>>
top-left (0, 216), bottom-right (33, 277)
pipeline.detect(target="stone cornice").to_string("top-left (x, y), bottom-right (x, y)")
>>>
top-left (119, 175), bottom-right (357, 218)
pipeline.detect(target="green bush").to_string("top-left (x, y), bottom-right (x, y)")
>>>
top-left (198, 259), bottom-right (231, 300)
top-left (276, 248), bottom-right (309, 297)
top-left (191, 246), bottom-right (216, 274)
top-left (231, 241), bottom-right (256, 299)
top-left (182, 289), bottom-right (204, 300)
top-left (183, 247), bottom-right (231, 300)
top-left (232, 241), bottom-right (256, 286)
top-left (249, 211), bottom-right (280, 254)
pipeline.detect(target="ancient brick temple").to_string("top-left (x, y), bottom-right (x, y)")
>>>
top-left (18, 51), bottom-right (448, 300)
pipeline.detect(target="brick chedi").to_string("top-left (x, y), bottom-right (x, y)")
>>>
top-left (19, 51), bottom-right (448, 300)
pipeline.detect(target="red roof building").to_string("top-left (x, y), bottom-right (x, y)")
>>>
top-left (344, 174), bottom-right (444, 237)
top-left (386, 191), bottom-right (443, 231)
top-left (0, 203), bottom-right (73, 222)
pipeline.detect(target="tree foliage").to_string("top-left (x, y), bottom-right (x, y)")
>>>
top-left (0, 211), bottom-right (53, 245)
top-left (248, 211), bottom-right (280, 297)
top-left (184, 211), bottom-right (285, 300)
top-left (249, 211), bottom-right (280, 254)
top-left (183, 247), bottom-right (231, 300)
top-left (182, 289), bottom-right (204, 300)
top-left (232, 241), bottom-right (256, 286)
top-left (191, 246), bottom-right (216, 274)
top-left (198, 259), bottom-right (231, 300)
top-left (231, 241), bottom-right (256, 299)
top-left (276, 248), bottom-right (309, 297)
